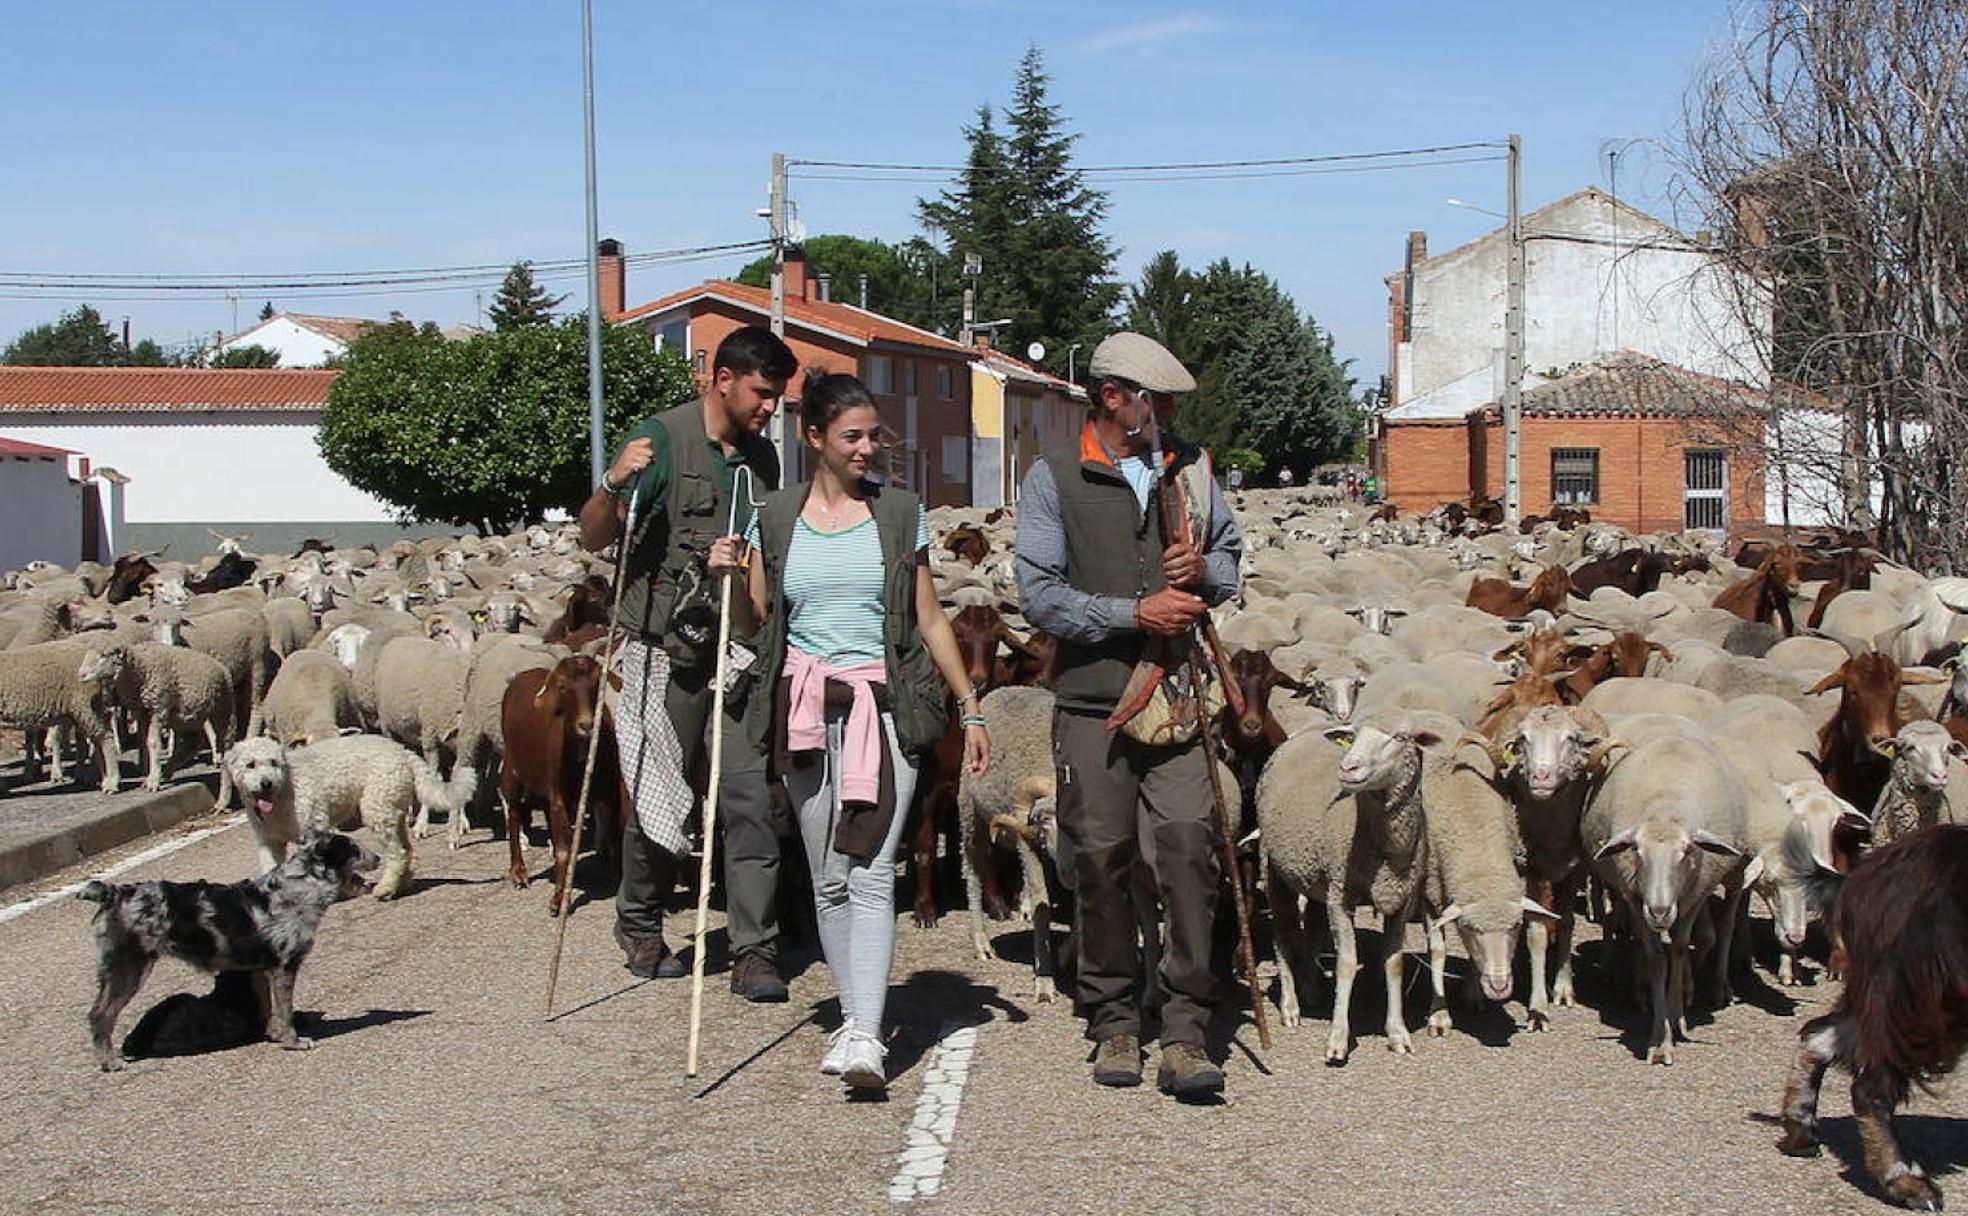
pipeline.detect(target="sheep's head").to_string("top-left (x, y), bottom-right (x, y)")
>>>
top-left (149, 575), bottom-right (190, 610)
top-left (1324, 723), bottom-right (1440, 792)
top-left (76, 645), bottom-right (127, 685)
top-left (1434, 897), bottom-right (1556, 1002)
top-left (1872, 721), bottom-right (1967, 792)
top-left (1497, 705), bottom-right (1620, 799)
top-left (1345, 605), bottom-right (1406, 635)
top-left (1593, 819), bottom-right (1742, 937)
top-left (483, 593), bottom-right (527, 634)
top-left (1774, 782), bottom-right (1868, 949)
top-left (1303, 664), bottom-right (1366, 724)
top-left (326, 623), bottom-right (370, 670)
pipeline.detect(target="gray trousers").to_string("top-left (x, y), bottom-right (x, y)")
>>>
top-left (1053, 707), bottom-right (1219, 1047)
top-left (616, 662), bottom-right (779, 960)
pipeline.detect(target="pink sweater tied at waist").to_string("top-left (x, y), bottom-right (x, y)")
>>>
top-left (782, 645), bottom-right (887, 804)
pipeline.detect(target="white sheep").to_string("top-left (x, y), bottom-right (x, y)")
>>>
top-left (960, 685), bottom-right (1065, 1001)
top-left (0, 639), bottom-right (121, 792)
top-left (1582, 727), bottom-right (1752, 1065)
top-left (260, 649), bottom-right (362, 745)
top-left (373, 628), bottom-right (473, 837)
top-left (452, 634), bottom-right (562, 849)
top-left (1767, 781), bottom-right (1868, 985)
top-left (76, 642), bottom-right (234, 796)
top-left (1258, 710), bottom-right (1454, 1061)
top-left (1869, 720), bottom-right (1966, 844)
top-left (147, 605), bottom-right (275, 737)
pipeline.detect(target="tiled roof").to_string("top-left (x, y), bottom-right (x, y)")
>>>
top-left (616, 280), bottom-right (973, 355)
top-left (0, 435), bottom-right (78, 457)
top-left (1505, 352), bottom-right (1780, 418)
top-left (976, 347), bottom-right (1086, 396)
top-left (0, 367), bottom-right (337, 413)
top-left (276, 313), bottom-right (379, 345)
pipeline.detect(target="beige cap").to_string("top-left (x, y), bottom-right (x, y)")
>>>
top-left (1087, 332), bottom-right (1197, 393)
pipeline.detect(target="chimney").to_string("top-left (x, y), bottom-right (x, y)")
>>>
top-left (597, 238), bottom-right (625, 319)
top-left (784, 246), bottom-right (808, 302)
top-left (817, 272), bottom-right (832, 302)
top-left (1406, 230), bottom-right (1427, 266)
top-left (858, 273), bottom-right (869, 310)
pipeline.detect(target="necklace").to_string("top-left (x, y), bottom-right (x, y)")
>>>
top-left (810, 489), bottom-right (862, 528)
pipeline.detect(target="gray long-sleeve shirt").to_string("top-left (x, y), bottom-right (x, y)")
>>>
top-left (1014, 456), bottom-right (1243, 645)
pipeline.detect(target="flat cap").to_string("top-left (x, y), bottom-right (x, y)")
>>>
top-left (1088, 332), bottom-right (1197, 394)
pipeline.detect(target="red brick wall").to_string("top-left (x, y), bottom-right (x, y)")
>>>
top-left (1381, 422), bottom-right (1472, 513)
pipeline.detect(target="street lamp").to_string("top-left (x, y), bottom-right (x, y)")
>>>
top-left (1444, 197), bottom-right (1506, 220)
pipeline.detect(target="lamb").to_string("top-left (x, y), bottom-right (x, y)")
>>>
top-left (0, 639), bottom-right (121, 792)
top-left (75, 643), bottom-right (234, 796)
top-left (1257, 711), bottom-right (1453, 1062)
top-left (259, 649), bottom-right (361, 745)
top-left (1582, 727), bottom-right (1752, 1065)
top-left (1869, 720), bottom-right (1965, 846)
top-left (960, 686), bottom-right (1065, 1000)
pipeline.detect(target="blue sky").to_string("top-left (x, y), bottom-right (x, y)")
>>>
top-left (1, 1), bottom-right (1737, 383)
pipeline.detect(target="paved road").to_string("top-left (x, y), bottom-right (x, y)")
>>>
top-left (1, 815), bottom-right (1959, 1216)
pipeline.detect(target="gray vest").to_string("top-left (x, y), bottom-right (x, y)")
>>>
top-left (750, 482), bottom-right (947, 759)
top-left (1041, 435), bottom-right (1199, 713)
top-left (617, 401), bottom-right (779, 663)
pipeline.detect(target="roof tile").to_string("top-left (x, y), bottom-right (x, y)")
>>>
top-left (616, 280), bottom-right (973, 355)
top-left (0, 367), bottom-right (336, 413)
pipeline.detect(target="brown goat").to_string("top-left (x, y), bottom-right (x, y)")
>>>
top-left (1810, 652), bottom-right (1949, 866)
top-left (1714, 547), bottom-right (1803, 636)
top-left (499, 656), bottom-right (625, 913)
top-left (943, 525), bottom-right (990, 566)
top-left (1778, 825), bottom-right (1968, 1210)
top-left (543, 575), bottom-right (611, 643)
top-left (1466, 565), bottom-right (1577, 619)
top-left (1556, 630), bottom-right (1671, 702)
top-left (1477, 671), bottom-right (1566, 739)
top-left (1805, 549), bottom-right (1877, 630)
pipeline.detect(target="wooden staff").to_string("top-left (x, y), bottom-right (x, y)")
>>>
top-left (545, 483), bottom-right (640, 1017)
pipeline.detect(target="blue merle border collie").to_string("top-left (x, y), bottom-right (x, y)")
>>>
top-left (77, 830), bottom-right (378, 1071)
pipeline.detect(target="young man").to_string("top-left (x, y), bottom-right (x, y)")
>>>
top-left (1014, 332), bottom-right (1244, 1101)
top-left (578, 324), bottom-right (795, 1002)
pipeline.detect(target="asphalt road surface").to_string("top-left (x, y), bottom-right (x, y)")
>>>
top-left (1, 814), bottom-right (1960, 1216)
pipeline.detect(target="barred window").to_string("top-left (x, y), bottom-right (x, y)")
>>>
top-left (1551, 447), bottom-right (1599, 505)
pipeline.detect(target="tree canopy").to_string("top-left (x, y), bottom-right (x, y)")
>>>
top-left (735, 234), bottom-right (937, 329)
top-left (488, 261), bottom-right (566, 330)
top-left (3, 305), bottom-right (142, 366)
top-left (918, 46), bottom-right (1119, 371)
top-left (318, 318), bottom-right (695, 534)
top-left (1124, 253), bottom-right (1360, 478)
top-left (209, 344), bottom-right (281, 369)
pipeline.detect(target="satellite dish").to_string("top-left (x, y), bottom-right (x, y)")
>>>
top-left (1027, 342), bottom-right (1046, 362)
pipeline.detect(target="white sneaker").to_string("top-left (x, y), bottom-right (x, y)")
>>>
top-left (840, 1031), bottom-right (887, 1091)
top-left (820, 1024), bottom-right (855, 1076)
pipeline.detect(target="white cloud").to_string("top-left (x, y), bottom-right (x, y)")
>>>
top-left (1073, 14), bottom-right (1236, 56)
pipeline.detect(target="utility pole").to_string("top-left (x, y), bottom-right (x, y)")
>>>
top-left (581, 0), bottom-right (606, 489)
top-left (1502, 133), bottom-right (1525, 526)
top-left (767, 151), bottom-right (788, 468)
top-left (960, 252), bottom-right (980, 347)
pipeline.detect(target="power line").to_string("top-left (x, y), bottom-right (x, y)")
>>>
top-left (787, 140), bottom-right (1506, 174)
top-left (793, 154), bottom-right (1506, 186)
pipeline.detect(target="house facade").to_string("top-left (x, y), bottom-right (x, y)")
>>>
top-left (0, 437), bottom-right (101, 572)
top-left (212, 312), bottom-right (378, 367)
top-left (0, 368), bottom-right (443, 554)
top-left (969, 346), bottom-right (1085, 508)
top-left (607, 247), bottom-right (980, 508)
top-left (1374, 187), bottom-right (1778, 534)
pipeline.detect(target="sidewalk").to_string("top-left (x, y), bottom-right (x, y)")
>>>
top-left (0, 763), bottom-right (220, 892)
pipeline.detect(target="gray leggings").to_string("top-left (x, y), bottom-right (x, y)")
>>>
top-left (785, 710), bottom-right (917, 1035)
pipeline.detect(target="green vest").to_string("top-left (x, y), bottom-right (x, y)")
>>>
top-left (617, 402), bottom-right (779, 662)
top-left (1041, 434), bottom-right (1202, 713)
top-left (750, 482), bottom-right (947, 759)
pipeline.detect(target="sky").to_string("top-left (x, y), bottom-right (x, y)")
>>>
top-left (0, 0), bottom-right (1742, 385)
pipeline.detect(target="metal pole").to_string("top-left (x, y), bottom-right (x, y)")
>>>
top-left (581, 0), bottom-right (606, 489)
top-left (768, 152), bottom-right (788, 470)
top-left (1502, 133), bottom-right (1524, 526)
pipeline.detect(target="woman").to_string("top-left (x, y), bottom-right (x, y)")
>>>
top-left (712, 373), bottom-right (988, 1093)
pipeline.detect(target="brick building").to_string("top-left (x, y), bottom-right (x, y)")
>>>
top-left (1379, 352), bottom-right (1767, 533)
top-left (606, 245), bottom-right (979, 507)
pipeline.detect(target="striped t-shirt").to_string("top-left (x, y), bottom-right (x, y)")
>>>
top-left (748, 504), bottom-right (930, 664)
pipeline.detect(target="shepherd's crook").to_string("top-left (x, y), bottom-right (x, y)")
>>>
top-left (545, 483), bottom-right (639, 1017)
top-left (686, 467), bottom-right (753, 1077)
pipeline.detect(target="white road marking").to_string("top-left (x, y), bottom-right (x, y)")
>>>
top-left (888, 1020), bottom-right (980, 1203)
top-left (0, 815), bottom-right (244, 926)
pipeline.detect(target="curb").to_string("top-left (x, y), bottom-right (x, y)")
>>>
top-left (0, 784), bottom-right (216, 893)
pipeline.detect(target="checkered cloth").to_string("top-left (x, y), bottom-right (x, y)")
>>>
top-left (613, 637), bottom-right (694, 855)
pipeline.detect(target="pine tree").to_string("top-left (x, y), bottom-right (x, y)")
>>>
top-left (488, 261), bottom-right (566, 330)
top-left (258, 301), bottom-right (276, 322)
top-left (3, 305), bottom-right (128, 366)
top-left (917, 46), bottom-right (1118, 368)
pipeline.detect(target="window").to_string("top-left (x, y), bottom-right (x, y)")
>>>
top-left (1685, 449), bottom-right (1727, 530)
top-left (901, 361), bottom-right (918, 396)
top-left (1551, 447), bottom-right (1599, 505)
top-left (936, 364), bottom-right (954, 399)
top-left (865, 355), bottom-right (894, 395)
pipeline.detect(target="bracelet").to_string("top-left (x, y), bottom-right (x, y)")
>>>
top-left (960, 714), bottom-right (987, 729)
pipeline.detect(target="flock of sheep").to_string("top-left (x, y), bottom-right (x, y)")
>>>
top-left (4, 490), bottom-right (1968, 1081)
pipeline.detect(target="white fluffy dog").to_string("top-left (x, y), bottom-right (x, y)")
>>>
top-left (224, 734), bottom-right (477, 899)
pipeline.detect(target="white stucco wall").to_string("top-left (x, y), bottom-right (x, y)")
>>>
top-left (0, 456), bottom-right (85, 570)
top-left (216, 317), bottom-right (348, 368)
top-left (1399, 191), bottom-right (1768, 418)
top-left (0, 412), bottom-right (396, 523)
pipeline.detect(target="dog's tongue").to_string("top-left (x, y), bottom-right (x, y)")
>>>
top-left (253, 797), bottom-right (274, 818)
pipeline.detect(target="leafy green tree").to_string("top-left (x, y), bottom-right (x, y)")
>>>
top-left (4, 305), bottom-right (127, 365)
top-left (258, 301), bottom-right (276, 322)
top-left (319, 317), bottom-right (694, 534)
top-left (210, 344), bottom-right (281, 368)
top-left (735, 234), bottom-right (937, 329)
top-left (918, 46), bottom-right (1118, 370)
top-left (487, 261), bottom-right (566, 330)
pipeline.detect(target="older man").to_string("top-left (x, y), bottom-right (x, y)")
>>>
top-left (1014, 332), bottom-right (1243, 1100)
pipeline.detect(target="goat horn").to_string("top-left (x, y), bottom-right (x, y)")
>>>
top-left (1584, 736), bottom-right (1631, 773)
top-left (1454, 731), bottom-right (1511, 771)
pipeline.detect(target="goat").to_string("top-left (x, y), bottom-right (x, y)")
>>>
top-left (1713, 547), bottom-right (1802, 636)
top-left (499, 656), bottom-right (625, 914)
top-left (1805, 548), bottom-right (1877, 630)
top-left (1809, 651), bottom-right (1949, 861)
top-left (1778, 825), bottom-right (1968, 1211)
top-left (1465, 565), bottom-right (1576, 620)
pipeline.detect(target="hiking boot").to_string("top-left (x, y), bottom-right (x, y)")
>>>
top-left (1092, 1033), bottom-right (1143, 1087)
top-left (840, 1032), bottom-right (887, 1092)
top-left (614, 925), bottom-right (686, 980)
top-left (730, 952), bottom-right (789, 1003)
top-left (1156, 1042), bottom-right (1225, 1101)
